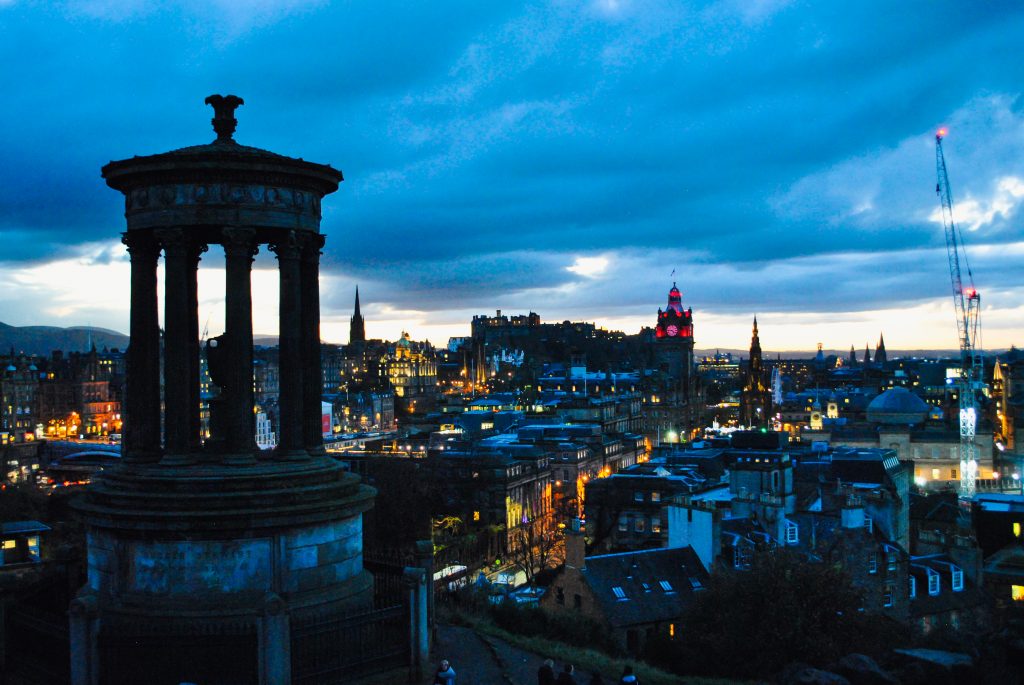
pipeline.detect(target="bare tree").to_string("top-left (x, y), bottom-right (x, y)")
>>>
top-left (506, 513), bottom-right (562, 588)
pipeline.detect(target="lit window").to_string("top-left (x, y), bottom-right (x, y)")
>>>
top-left (634, 518), bottom-right (646, 533)
top-left (659, 580), bottom-right (674, 592)
top-left (669, 623), bottom-right (676, 637)
top-left (1012, 585), bottom-right (1024, 602)
top-left (651, 517), bottom-right (662, 534)
top-left (909, 576), bottom-right (916, 599)
top-left (951, 567), bottom-right (964, 592)
top-left (928, 570), bottom-right (940, 596)
top-left (1014, 522), bottom-right (1021, 538)
top-left (887, 551), bottom-right (897, 572)
top-left (651, 491), bottom-right (661, 503)
top-left (1, 540), bottom-right (15, 550)
top-left (868, 554), bottom-right (877, 574)
top-left (612, 586), bottom-right (627, 600)
top-left (884, 584), bottom-right (894, 608)
top-left (785, 520), bottom-right (798, 545)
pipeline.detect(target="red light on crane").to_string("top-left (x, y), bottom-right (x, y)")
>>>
top-left (936, 127), bottom-right (948, 139)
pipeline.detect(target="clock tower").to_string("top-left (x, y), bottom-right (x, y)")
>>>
top-left (654, 282), bottom-right (695, 380)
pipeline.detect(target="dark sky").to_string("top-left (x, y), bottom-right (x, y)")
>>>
top-left (1, 1), bottom-right (1022, 349)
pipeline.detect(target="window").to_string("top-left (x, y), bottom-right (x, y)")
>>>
top-left (634, 518), bottom-right (646, 533)
top-left (864, 515), bottom-right (873, 533)
top-left (651, 517), bottom-right (662, 534)
top-left (651, 491), bottom-right (661, 502)
top-left (928, 571), bottom-right (940, 596)
top-left (556, 587), bottom-right (565, 605)
top-left (689, 576), bottom-right (704, 590)
top-left (951, 566), bottom-right (964, 592)
top-left (887, 551), bottom-right (897, 572)
top-left (618, 515), bottom-right (628, 532)
top-left (884, 583), bottom-right (894, 608)
top-left (669, 623), bottom-right (676, 638)
top-left (634, 491), bottom-right (644, 502)
top-left (785, 520), bottom-right (798, 545)
top-left (951, 468), bottom-right (957, 479)
top-left (909, 576), bottom-right (917, 599)
top-left (659, 580), bottom-right (674, 593)
top-left (612, 586), bottom-right (627, 600)
top-left (932, 468), bottom-right (940, 480)
top-left (1, 540), bottom-right (14, 550)
top-left (1014, 522), bottom-right (1021, 538)
top-left (641, 582), bottom-right (651, 593)
top-left (1012, 585), bottom-right (1024, 602)
top-left (868, 554), bottom-right (877, 574)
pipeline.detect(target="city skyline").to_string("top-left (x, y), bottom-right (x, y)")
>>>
top-left (1, 2), bottom-right (1023, 350)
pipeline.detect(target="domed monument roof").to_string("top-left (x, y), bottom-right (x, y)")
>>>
top-left (866, 387), bottom-right (929, 425)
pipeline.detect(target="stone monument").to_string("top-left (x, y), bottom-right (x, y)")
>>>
top-left (70, 96), bottom-right (375, 685)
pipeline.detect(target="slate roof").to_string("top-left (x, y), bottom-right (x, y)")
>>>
top-left (0, 521), bottom-right (50, 535)
top-left (580, 546), bottom-right (709, 628)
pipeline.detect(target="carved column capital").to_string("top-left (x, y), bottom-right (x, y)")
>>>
top-left (299, 233), bottom-right (326, 263)
top-left (121, 231), bottom-right (160, 258)
top-left (222, 227), bottom-right (259, 260)
top-left (155, 228), bottom-right (207, 264)
top-left (269, 230), bottom-right (302, 261)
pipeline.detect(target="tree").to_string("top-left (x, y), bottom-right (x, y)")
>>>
top-left (506, 513), bottom-right (562, 588)
top-left (652, 549), bottom-right (905, 679)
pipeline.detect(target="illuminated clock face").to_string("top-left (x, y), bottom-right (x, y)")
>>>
top-left (666, 325), bottom-right (678, 337)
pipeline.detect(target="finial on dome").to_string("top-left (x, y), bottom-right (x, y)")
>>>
top-left (204, 94), bottom-right (245, 142)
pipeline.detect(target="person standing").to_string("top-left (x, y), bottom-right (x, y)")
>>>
top-left (556, 664), bottom-right (578, 685)
top-left (433, 659), bottom-right (456, 685)
top-left (538, 658), bottom-right (556, 685)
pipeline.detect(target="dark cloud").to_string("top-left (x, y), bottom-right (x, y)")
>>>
top-left (1, 0), bottom-right (1023, 343)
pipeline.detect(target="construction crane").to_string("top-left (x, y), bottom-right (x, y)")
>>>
top-left (934, 128), bottom-right (983, 498)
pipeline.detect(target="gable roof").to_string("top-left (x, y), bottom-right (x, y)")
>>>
top-left (580, 546), bottom-right (709, 628)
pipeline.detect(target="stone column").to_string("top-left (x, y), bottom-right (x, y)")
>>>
top-left (258, 593), bottom-right (290, 685)
top-left (271, 232), bottom-right (306, 459)
top-left (403, 567), bottom-right (429, 682)
top-left (300, 234), bottom-right (326, 454)
top-left (415, 539), bottom-right (435, 635)
top-left (223, 228), bottom-right (259, 464)
top-left (121, 233), bottom-right (162, 463)
top-left (68, 593), bottom-right (99, 685)
top-left (158, 228), bottom-right (198, 465)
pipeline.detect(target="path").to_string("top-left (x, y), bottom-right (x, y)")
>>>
top-left (428, 623), bottom-right (604, 685)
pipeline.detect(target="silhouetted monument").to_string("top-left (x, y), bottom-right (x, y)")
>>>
top-left (70, 96), bottom-right (378, 684)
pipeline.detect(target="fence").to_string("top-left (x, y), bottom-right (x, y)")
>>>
top-left (5, 603), bottom-right (71, 683)
top-left (292, 604), bottom-right (409, 684)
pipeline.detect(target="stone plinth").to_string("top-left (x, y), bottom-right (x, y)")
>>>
top-left (73, 456), bottom-right (375, 684)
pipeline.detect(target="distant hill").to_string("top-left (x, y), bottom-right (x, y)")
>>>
top-left (0, 322), bottom-right (129, 356)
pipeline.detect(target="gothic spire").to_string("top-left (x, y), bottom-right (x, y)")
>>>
top-left (349, 286), bottom-right (366, 344)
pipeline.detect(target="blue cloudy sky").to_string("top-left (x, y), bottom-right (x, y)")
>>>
top-left (1, 0), bottom-right (1022, 351)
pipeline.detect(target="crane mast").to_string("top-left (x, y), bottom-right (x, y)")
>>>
top-left (935, 130), bottom-right (983, 498)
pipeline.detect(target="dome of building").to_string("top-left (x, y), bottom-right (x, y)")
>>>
top-left (866, 387), bottom-right (929, 425)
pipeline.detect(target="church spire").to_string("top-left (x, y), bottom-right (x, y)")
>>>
top-left (863, 341), bottom-right (871, 365)
top-left (849, 345), bottom-right (857, 367)
top-left (349, 286), bottom-right (366, 344)
top-left (875, 332), bottom-right (887, 364)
